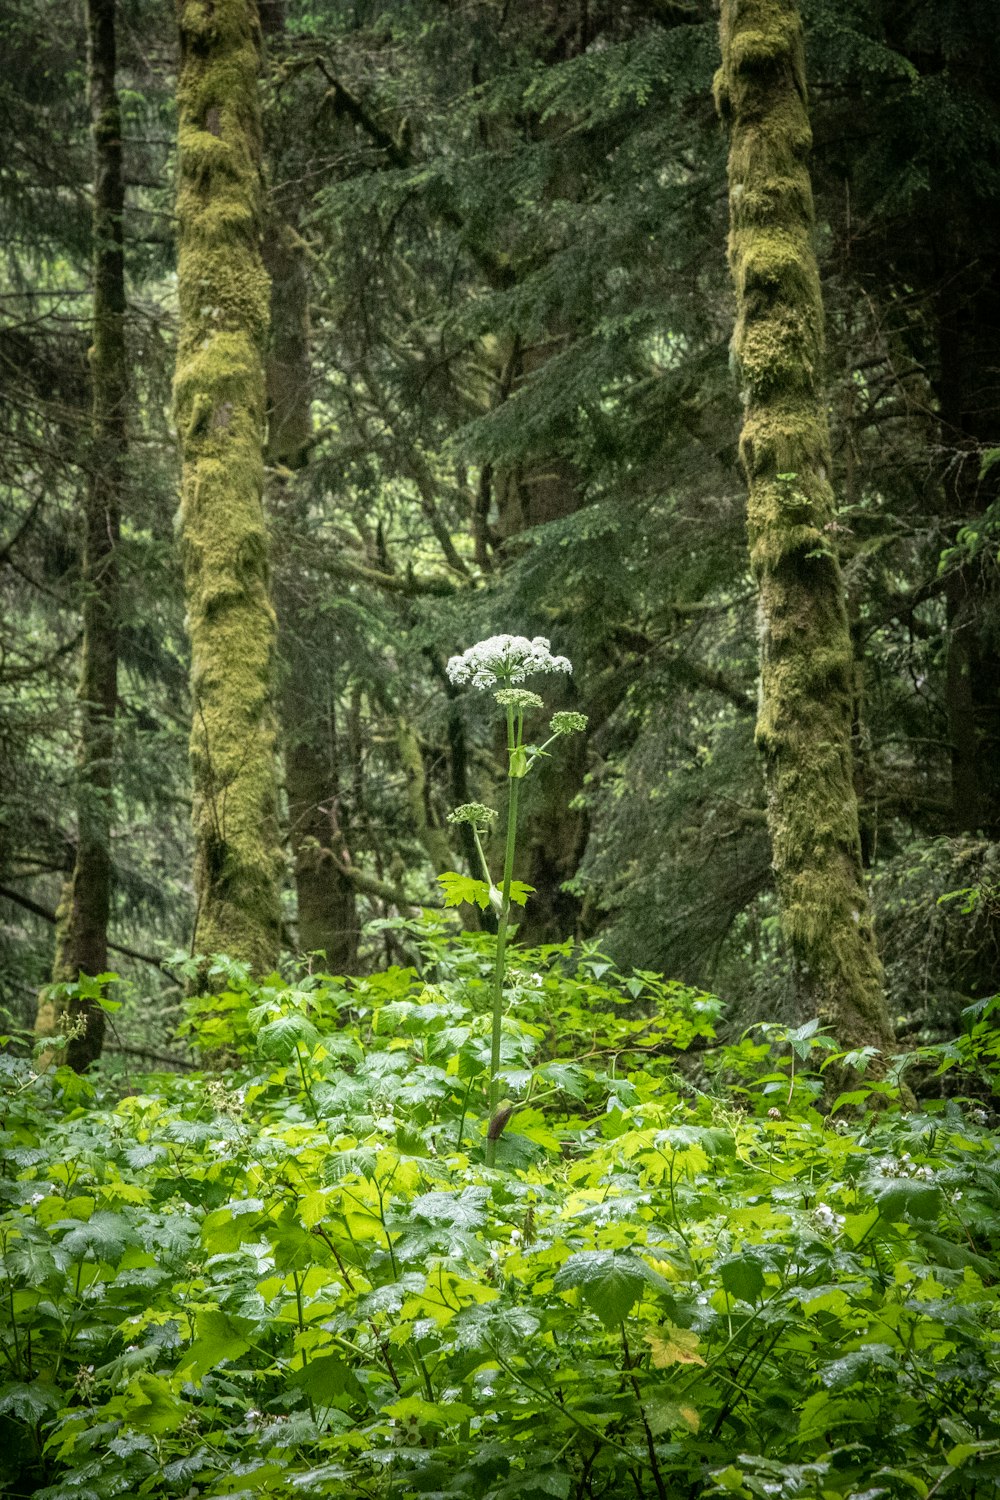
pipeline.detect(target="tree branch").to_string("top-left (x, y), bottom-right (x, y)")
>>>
top-left (0, 883), bottom-right (166, 971)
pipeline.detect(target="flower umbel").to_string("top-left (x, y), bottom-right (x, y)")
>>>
top-left (550, 711), bottom-right (588, 736)
top-left (446, 635), bottom-right (572, 690)
top-left (495, 688), bottom-right (544, 712)
top-left (448, 802), bottom-right (498, 831)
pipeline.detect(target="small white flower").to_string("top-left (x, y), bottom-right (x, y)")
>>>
top-left (812, 1202), bottom-right (845, 1233)
top-left (30, 1192), bottom-right (45, 1206)
top-left (446, 634), bottom-right (573, 690)
top-left (510, 1228), bottom-right (522, 1245)
top-left (915, 1166), bottom-right (934, 1181)
top-left (970, 1108), bottom-right (988, 1126)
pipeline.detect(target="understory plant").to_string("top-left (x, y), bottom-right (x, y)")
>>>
top-left (1, 930), bottom-right (998, 1500)
top-left (443, 635), bottom-right (587, 1165)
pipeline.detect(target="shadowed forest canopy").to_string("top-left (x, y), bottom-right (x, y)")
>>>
top-left (1, 0), bottom-right (999, 1052)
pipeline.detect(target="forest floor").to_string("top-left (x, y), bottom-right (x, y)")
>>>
top-left (2, 925), bottom-right (998, 1499)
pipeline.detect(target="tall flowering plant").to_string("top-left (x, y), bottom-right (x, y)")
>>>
top-left (444, 636), bottom-right (587, 1166)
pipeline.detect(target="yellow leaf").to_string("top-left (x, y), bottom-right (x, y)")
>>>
top-left (679, 1404), bottom-right (700, 1432)
top-left (646, 1323), bottom-right (706, 1367)
top-left (646, 1396), bottom-right (702, 1434)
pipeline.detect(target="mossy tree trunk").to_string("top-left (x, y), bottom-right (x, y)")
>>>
top-left (264, 218), bottom-right (359, 971)
top-left (174, 0), bottom-right (282, 973)
top-left (52, 0), bottom-right (127, 1069)
top-left (715, 0), bottom-right (893, 1052)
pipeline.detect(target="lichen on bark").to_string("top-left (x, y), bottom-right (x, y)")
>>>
top-left (174, 0), bottom-right (282, 973)
top-left (715, 0), bottom-right (893, 1052)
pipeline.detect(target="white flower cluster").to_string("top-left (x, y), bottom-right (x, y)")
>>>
top-left (446, 634), bottom-right (572, 690)
top-left (876, 1153), bottom-right (933, 1181)
top-left (812, 1202), bottom-right (845, 1233)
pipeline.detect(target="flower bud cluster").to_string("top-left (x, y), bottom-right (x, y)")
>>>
top-left (446, 634), bottom-right (571, 689)
top-left (495, 688), bottom-right (544, 712)
top-left (550, 711), bottom-right (588, 736)
top-left (448, 802), bottom-right (498, 830)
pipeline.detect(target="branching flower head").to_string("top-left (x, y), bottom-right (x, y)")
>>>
top-left (550, 711), bottom-right (588, 736)
top-left (446, 634), bottom-right (572, 690)
top-left (495, 688), bottom-right (543, 713)
top-left (448, 802), bottom-right (498, 832)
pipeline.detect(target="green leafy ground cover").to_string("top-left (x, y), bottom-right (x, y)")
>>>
top-left (2, 923), bottom-right (999, 1500)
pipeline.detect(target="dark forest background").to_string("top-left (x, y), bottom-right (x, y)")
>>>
top-left (2, 0), bottom-right (999, 1060)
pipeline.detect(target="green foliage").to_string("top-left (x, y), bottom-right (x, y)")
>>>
top-left (1, 930), bottom-right (998, 1498)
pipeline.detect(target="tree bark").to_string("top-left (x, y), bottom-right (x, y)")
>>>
top-left (174, 0), bottom-right (282, 974)
top-left (263, 211), bottom-right (361, 971)
top-left (933, 233), bottom-right (1000, 836)
top-left (50, 0), bottom-right (127, 1070)
top-left (715, 0), bottom-right (893, 1051)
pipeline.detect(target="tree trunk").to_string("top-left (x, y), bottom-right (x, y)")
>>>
top-left (51, 0), bottom-right (127, 1070)
top-left (264, 218), bottom-right (360, 971)
top-left (174, 0), bottom-right (282, 974)
top-left (715, 0), bottom-right (893, 1051)
top-left (933, 235), bottom-right (1000, 836)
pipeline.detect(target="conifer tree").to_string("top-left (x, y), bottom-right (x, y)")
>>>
top-left (714, 0), bottom-right (893, 1050)
top-left (264, 219), bottom-right (360, 971)
top-left (174, 0), bottom-right (282, 972)
top-left (51, 0), bottom-right (128, 1068)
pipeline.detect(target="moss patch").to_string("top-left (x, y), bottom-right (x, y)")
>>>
top-left (174, 0), bottom-right (281, 974)
top-left (717, 0), bottom-right (893, 1053)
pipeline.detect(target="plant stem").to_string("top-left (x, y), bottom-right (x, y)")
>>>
top-left (486, 704), bottom-right (520, 1168)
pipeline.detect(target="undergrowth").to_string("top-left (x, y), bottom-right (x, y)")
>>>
top-left (1, 919), bottom-right (998, 1499)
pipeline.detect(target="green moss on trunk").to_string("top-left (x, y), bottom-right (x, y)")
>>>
top-left (48, 0), bottom-right (128, 1069)
top-left (715, 0), bottom-right (893, 1052)
top-left (175, 0), bottom-right (282, 974)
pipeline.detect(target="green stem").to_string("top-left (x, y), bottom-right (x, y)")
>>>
top-left (486, 704), bottom-right (520, 1168)
top-left (471, 825), bottom-right (494, 887)
top-left (295, 1043), bottom-right (320, 1124)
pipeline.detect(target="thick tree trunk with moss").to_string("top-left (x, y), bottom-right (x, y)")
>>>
top-left (714, 0), bottom-right (892, 1051)
top-left (264, 218), bottom-right (359, 970)
top-left (48, 0), bottom-right (127, 1069)
top-left (174, 0), bottom-right (282, 972)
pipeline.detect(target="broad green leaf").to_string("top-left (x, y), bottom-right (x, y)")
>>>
top-left (554, 1250), bottom-right (669, 1329)
top-left (256, 1011), bottom-right (321, 1061)
top-left (876, 1179), bottom-right (942, 1223)
top-left (0, 1381), bottom-right (62, 1422)
top-left (178, 1308), bottom-right (255, 1380)
top-left (289, 1354), bottom-right (362, 1404)
top-left (411, 1187), bottom-right (489, 1230)
top-left (438, 873), bottom-right (492, 909)
top-left (59, 1210), bottom-right (138, 1263)
top-left (111, 1372), bottom-right (186, 1434)
top-left (718, 1254), bottom-right (765, 1303)
top-left (507, 880), bottom-right (535, 907)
